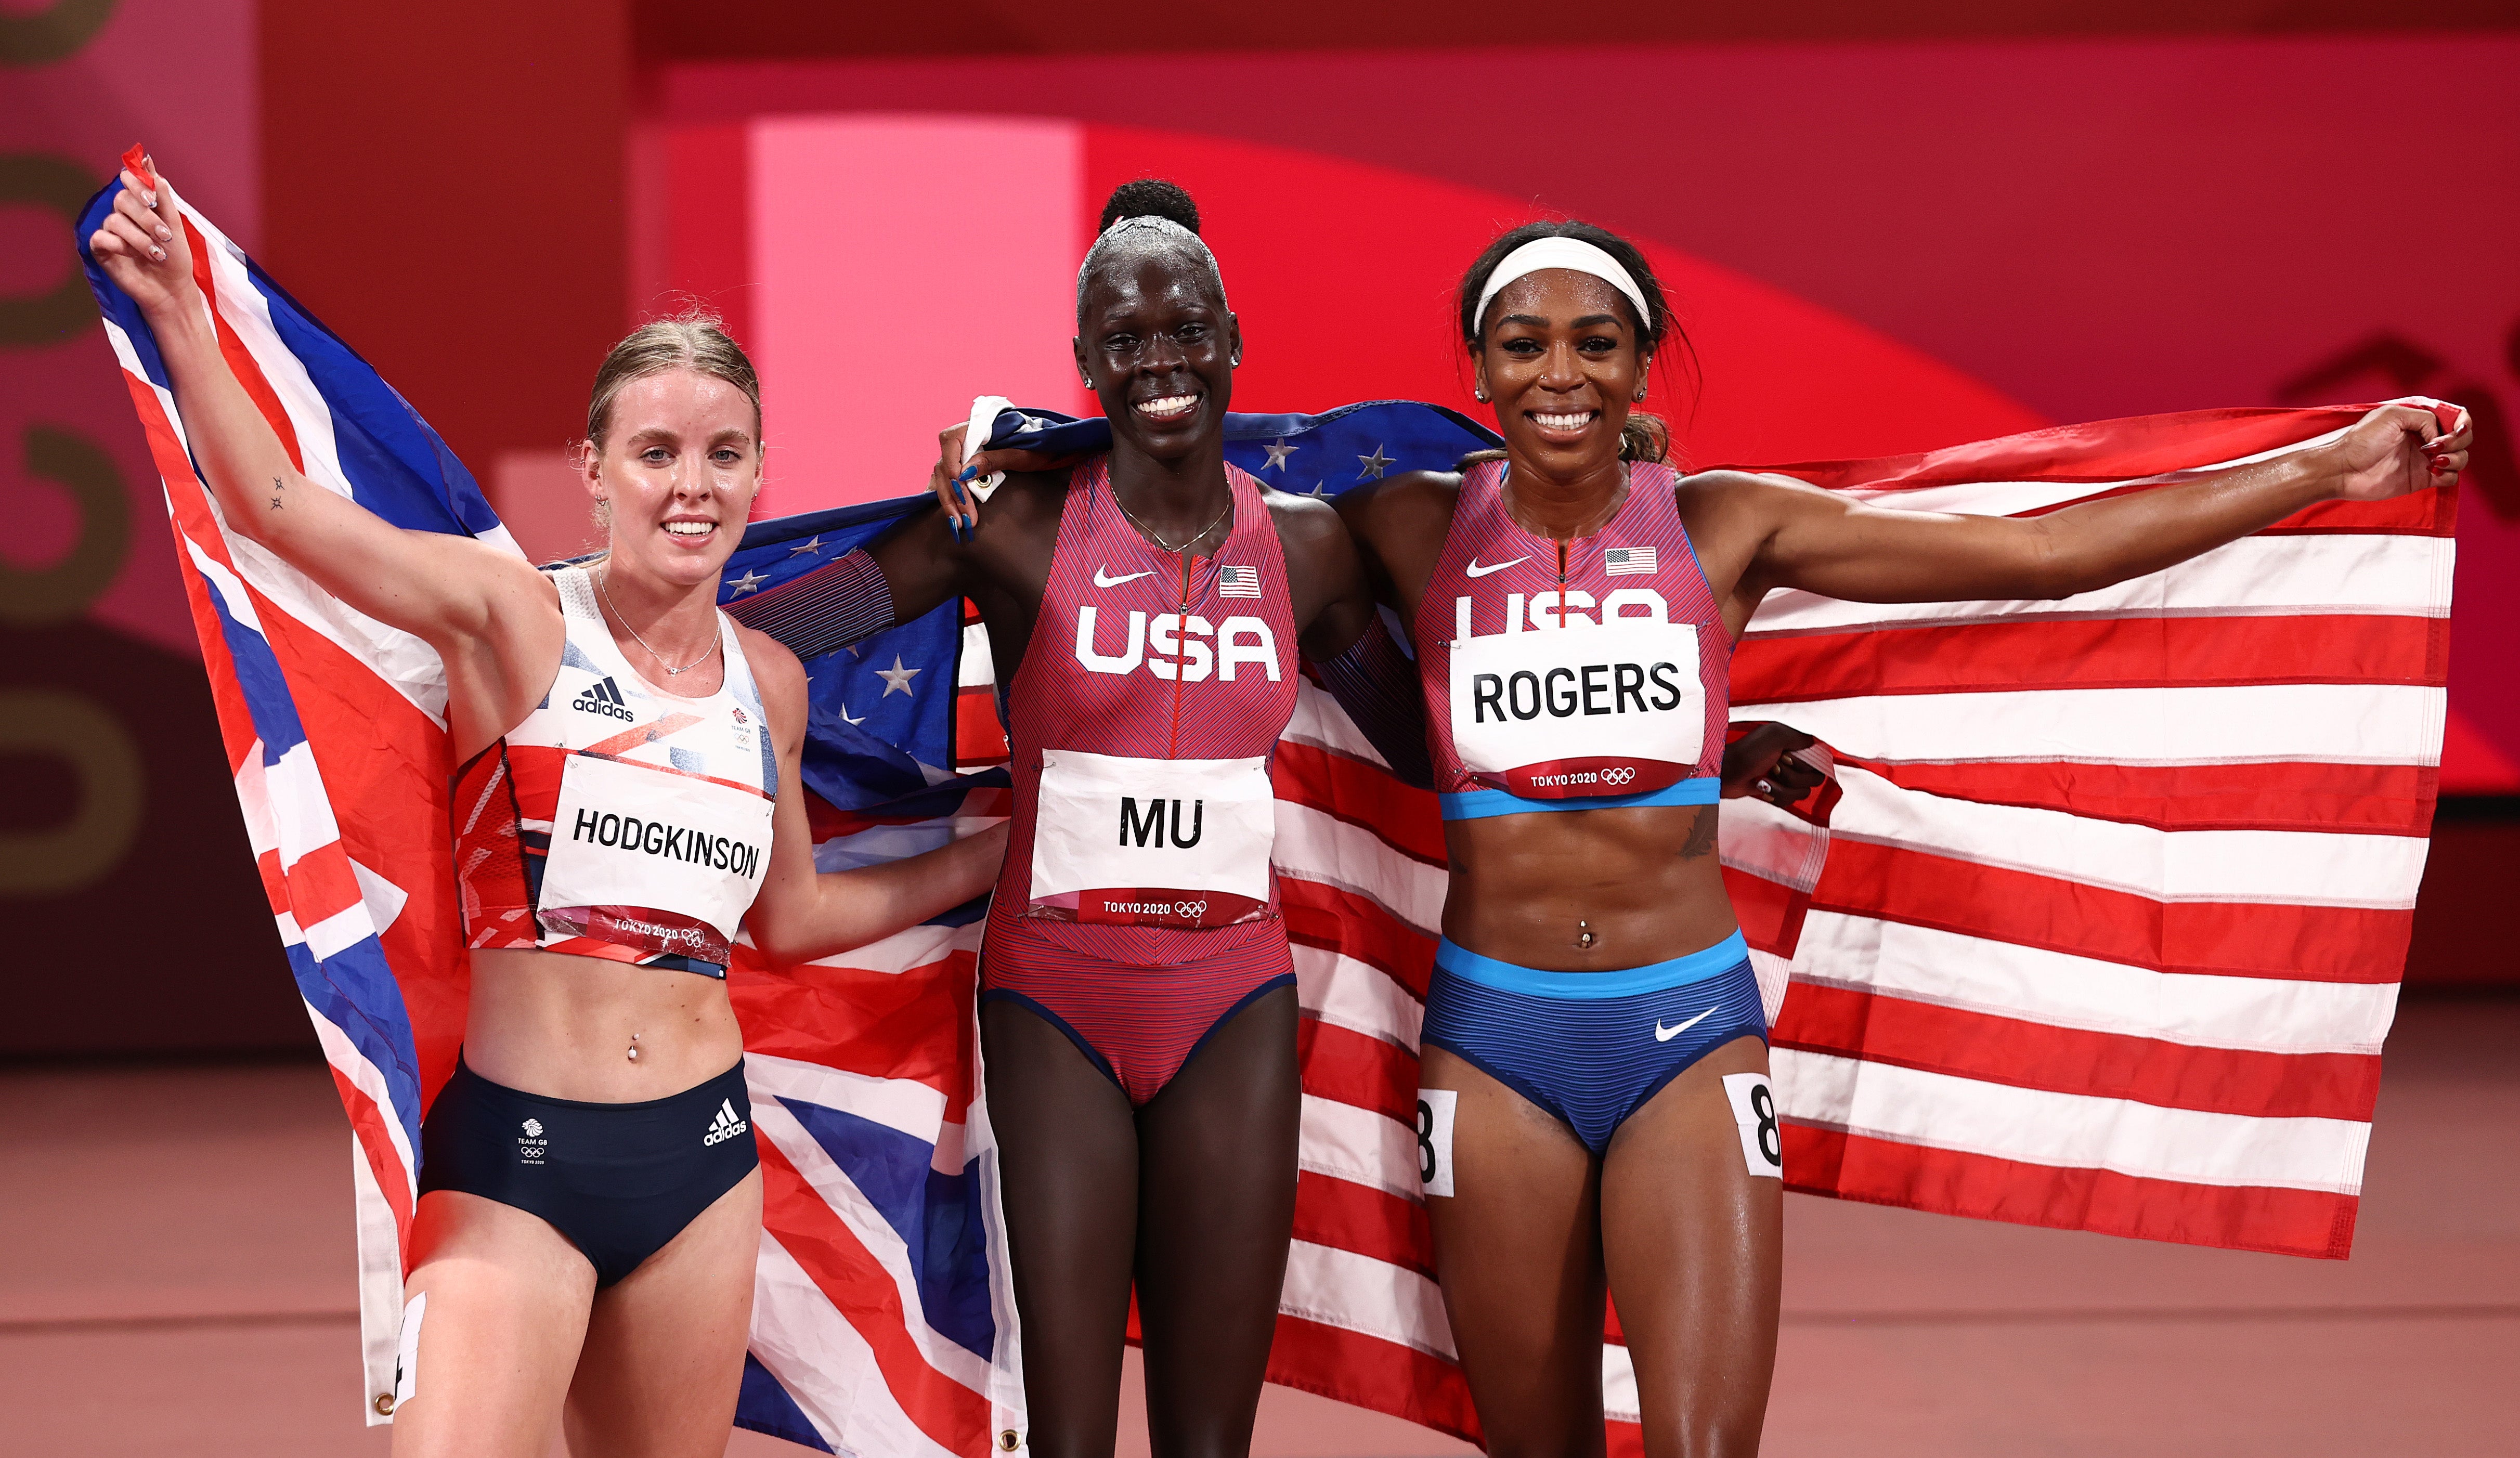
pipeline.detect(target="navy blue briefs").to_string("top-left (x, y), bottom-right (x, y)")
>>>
top-left (1419, 931), bottom-right (1766, 1155)
top-left (418, 1055), bottom-right (758, 1286)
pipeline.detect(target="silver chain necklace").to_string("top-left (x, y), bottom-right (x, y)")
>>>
top-left (595, 567), bottom-right (721, 677)
top-left (1114, 487), bottom-right (1233, 555)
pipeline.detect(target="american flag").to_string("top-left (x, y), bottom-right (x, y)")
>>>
top-left (1603, 545), bottom-right (1657, 576)
top-left (970, 397), bottom-right (2456, 1448)
top-left (80, 168), bottom-right (1024, 1452)
top-left (1218, 563), bottom-right (1263, 598)
top-left (85, 148), bottom-right (2451, 1452)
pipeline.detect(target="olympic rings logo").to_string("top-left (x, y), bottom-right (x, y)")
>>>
top-left (1602, 766), bottom-right (1638, 787)
top-left (1175, 900), bottom-right (1209, 920)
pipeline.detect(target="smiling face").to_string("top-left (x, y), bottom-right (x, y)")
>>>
top-left (1475, 269), bottom-right (1648, 479)
top-left (583, 366), bottom-right (762, 588)
top-left (1074, 244), bottom-right (1239, 463)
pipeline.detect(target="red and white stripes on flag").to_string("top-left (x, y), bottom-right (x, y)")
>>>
top-left (1254, 403), bottom-right (2455, 1449)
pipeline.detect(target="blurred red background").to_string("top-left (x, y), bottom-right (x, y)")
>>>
top-left (6, 1), bottom-right (2514, 1056)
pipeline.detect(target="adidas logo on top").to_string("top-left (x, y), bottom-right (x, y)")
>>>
top-left (703, 1097), bottom-right (750, 1147)
top-left (571, 675), bottom-right (634, 722)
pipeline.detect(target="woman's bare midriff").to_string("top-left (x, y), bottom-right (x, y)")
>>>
top-left (1439, 802), bottom-right (1739, 973)
top-left (461, 946), bottom-right (746, 1102)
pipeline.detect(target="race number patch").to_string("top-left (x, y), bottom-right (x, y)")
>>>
top-left (1416, 1088), bottom-right (1459, 1197)
top-left (1720, 1072), bottom-right (1785, 1178)
top-left (540, 752), bottom-right (774, 957)
top-left (1449, 621), bottom-right (1702, 799)
top-left (1029, 748), bottom-right (1276, 928)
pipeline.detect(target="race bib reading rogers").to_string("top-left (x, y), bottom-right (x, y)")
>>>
top-left (1029, 748), bottom-right (1276, 929)
top-left (539, 752), bottom-right (775, 959)
top-left (1449, 622), bottom-right (1703, 799)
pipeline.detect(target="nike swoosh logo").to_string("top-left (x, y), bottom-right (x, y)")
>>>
top-left (1094, 566), bottom-right (1155, 588)
top-left (1464, 556), bottom-right (1528, 578)
top-left (1654, 1007), bottom-right (1717, 1042)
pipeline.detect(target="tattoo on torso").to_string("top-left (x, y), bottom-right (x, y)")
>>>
top-left (1678, 805), bottom-right (1720, 861)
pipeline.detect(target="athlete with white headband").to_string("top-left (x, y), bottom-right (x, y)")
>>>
top-left (88, 158), bottom-right (1008, 1458)
top-left (939, 215), bottom-right (2472, 1454)
top-left (1337, 220), bottom-right (2468, 1454)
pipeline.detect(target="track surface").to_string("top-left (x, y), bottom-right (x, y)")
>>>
top-left (5, 999), bottom-right (2513, 1456)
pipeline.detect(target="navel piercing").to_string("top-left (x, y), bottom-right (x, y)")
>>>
top-left (1577, 919), bottom-right (1596, 950)
top-left (627, 1031), bottom-right (640, 1062)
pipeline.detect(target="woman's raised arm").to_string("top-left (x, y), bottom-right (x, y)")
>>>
top-left (87, 163), bottom-right (549, 653)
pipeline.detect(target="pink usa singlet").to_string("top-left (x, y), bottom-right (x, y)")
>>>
top-left (982, 455), bottom-right (1300, 1104)
top-left (1414, 458), bottom-right (1731, 821)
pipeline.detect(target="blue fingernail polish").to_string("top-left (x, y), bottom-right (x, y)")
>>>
top-left (956, 465), bottom-right (979, 483)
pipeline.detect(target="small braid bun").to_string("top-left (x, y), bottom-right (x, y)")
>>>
top-left (1099, 178), bottom-right (1200, 235)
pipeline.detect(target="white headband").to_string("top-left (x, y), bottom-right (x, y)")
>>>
top-left (1473, 236), bottom-right (1653, 336)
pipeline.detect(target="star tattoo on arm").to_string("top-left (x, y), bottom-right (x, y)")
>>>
top-left (269, 475), bottom-right (283, 511)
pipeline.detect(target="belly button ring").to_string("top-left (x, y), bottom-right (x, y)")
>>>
top-left (627, 1031), bottom-right (640, 1062)
top-left (1577, 919), bottom-right (1596, 950)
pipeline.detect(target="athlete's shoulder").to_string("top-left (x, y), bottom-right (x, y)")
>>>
top-left (1673, 465), bottom-right (1842, 523)
top-left (731, 620), bottom-right (807, 712)
top-left (1674, 466), bottom-right (1821, 499)
top-left (1332, 467), bottom-right (1462, 538)
top-left (1256, 482), bottom-right (1345, 538)
top-left (1254, 486), bottom-right (1360, 586)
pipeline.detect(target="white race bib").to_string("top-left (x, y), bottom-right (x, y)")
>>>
top-left (1449, 621), bottom-right (1703, 799)
top-left (1029, 748), bottom-right (1275, 929)
top-left (539, 752), bottom-right (775, 962)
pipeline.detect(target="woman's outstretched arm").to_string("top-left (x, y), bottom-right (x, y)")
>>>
top-left (1718, 402), bottom-right (2469, 610)
top-left (739, 628), bottom-right (1007, 967)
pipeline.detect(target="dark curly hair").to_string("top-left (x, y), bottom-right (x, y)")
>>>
top-left (1076, 178), bottom-right (1225, 326)
top-left (1457, 220), bottom-right (1695, 465)
top-left (1100, 178), bottom-right (1200, 235)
